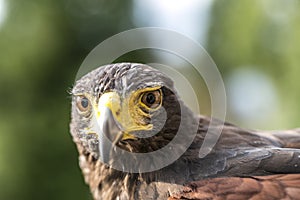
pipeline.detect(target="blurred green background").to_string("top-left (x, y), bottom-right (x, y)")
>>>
top-left (0, 0), bottom-right (299, 199)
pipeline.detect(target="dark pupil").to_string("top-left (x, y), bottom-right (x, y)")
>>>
top-left (81, 98), bottom-right (89, 108)
top-left (146, 93), bottom-right (156, 105)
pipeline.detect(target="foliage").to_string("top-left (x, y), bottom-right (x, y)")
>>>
top-left (0, 0), bottom-right (299, 199)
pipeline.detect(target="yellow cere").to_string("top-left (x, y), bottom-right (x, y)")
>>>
top-left (95, 86), bottom-right (162, 141)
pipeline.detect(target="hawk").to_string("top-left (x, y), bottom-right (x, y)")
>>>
top-left (70, 63), bottom-right (300, 200)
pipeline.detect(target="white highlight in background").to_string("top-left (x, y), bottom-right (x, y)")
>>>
top-left (132, 0), bottom-right (212, 45)
top-left (227, 68), bottom-right (279, 128)
top-left (0, 0), bottom-right (7, 29)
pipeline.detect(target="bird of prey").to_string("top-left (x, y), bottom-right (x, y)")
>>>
top-left (70, 63), bottom-right (300, 200)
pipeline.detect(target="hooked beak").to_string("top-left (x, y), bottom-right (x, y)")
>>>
top-left (93, 92), bottom-right (137, 164)
top-left (96, 106), bottom-right (123, 163)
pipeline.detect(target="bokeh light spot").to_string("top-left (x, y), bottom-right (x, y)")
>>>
top-left (227, 67), bottom-right (279, 129)
top-left (0, 0), bottom-right (7, 28)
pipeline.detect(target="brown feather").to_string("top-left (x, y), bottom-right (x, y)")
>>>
top-left (70, 63), bottom-right (300, 200)
top-left (169, 174), bottom-right (300, 200)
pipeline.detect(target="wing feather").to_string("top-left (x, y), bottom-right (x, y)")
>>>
top-left (169, 174), bottom-right (300, 200)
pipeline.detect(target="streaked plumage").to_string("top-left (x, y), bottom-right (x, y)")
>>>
top-left (70, 63), bottom-right (300, 199)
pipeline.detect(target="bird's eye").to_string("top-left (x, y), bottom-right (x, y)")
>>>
top-left (140, 90), bottom-right (162, 109)
top-left (76, 96), bottom-right (90, 112)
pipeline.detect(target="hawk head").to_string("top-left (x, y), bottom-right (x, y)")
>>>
top-left (70, 63), bottom-right (196, 164)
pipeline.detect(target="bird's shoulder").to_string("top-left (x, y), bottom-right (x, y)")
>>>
top-left (168, 174), bottom-right (300, 200)
top-left (180, 116), bottom-right (300, 178)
